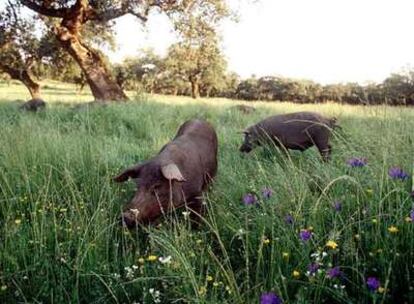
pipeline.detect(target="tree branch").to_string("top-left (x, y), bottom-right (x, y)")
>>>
top-left (7, 0), bottom-right (19, 25)
top-left (86, 3), bottom-right (149, 23)
top-left (20, 0), bottom-right (72, 18)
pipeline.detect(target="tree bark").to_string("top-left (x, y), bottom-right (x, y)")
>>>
top-left (0, 64), bottom-right (41, 98)
top-left (55, 26), bottom-right (127, 102)
top-left (189, 74), bottom-right (201, 99)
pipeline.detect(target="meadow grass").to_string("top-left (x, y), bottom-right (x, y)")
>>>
top-left (0, 81), bottom-right (413, 303)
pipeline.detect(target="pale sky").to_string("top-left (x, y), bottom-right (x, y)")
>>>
top-left (109, 0), bottom-right (414, 84)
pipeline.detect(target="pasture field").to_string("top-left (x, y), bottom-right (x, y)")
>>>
top-left (0, 81), bottom-right (413, 304)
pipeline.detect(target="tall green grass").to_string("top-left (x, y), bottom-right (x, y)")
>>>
top-left (0, 81), bottom-right (413, 303)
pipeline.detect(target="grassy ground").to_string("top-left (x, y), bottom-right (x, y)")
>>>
top-left (0, 80), bottom-right (413, 303)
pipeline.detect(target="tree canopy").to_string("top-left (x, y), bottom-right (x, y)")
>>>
top-left (0, 2), bottom-right (44, 98)
top-left (17, 0), bottom-right (232, 101)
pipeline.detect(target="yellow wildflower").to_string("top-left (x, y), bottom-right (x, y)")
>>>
top-left (292, 270), bottom-right (300, 278)
top-left (206, 275), bottom-right (213, 282)
top-left (196, 239), bottom-right (203, 244)
top-left (405, 217), bottom-right (412, 223)
top-left (147, 255), bottom-right (157, 262)
top-left (14, 219), bottom-right (21, 225)
top-left (138, 258), bottom-right (145, 264)
top-left (213, 282), bottom-right (219, 287)
top-left (378, 287), bottom-right (386, 294)
top-left (326, 240), bottom-right (338, 250)
top-left (282, 252), bottom-right (289, 259)
top-left (263, 238), bottom-right (271, 245)
top-left (198, 286), bottom-right (207, 296)
top-left (388, 226), bottom-right (399, 233)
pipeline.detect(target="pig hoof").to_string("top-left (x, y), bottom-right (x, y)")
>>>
top-left (119, 216), bottom-right (137, 229)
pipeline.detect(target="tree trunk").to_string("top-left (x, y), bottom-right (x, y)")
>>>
top-left (0, 64), bottom-right (41, 98)
top-left (189, 74), bottom-right (200, 99)
top-left (55, 26), bottom-right (127, 102)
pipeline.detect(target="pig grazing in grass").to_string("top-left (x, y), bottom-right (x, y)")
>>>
top-left (114, 119), bottom-right (218, 228)
top-left (239, 111), bottom-right (337, 161)
top-left (20, 98), bottom-right (46, 112)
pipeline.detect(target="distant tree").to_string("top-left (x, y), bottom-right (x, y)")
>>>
top-left (217, 72), bottom-right (240, 98)
top-left (365, 83), bottom-right (384, 105)
top-left (0, 2), bottom-right (42, 98)
top-left (20, 0), bottom-right (232, 102)
top-left (164, 1), bottom-right (229, 99)
top-left (164, 38), bottom-right (227, 99)
top-left (236, 77), bottom-right (259, 100)
top-left (121, 49), bottom-right (165, 93)
top-left (383, 71), bottom-right (414, 105)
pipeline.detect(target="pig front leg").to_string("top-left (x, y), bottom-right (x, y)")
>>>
top-left (315, 139), bottom-right (332, 162)
top-left (187, 196), bottom-right (206, 228)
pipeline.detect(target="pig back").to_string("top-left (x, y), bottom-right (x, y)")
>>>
top-left (161, 119), bottom-right (218, 193)
top-left (252, 112), bottom-right (332, 147)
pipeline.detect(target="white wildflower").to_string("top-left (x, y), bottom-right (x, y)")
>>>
top-left (159, 255), bottom-right (172, 264)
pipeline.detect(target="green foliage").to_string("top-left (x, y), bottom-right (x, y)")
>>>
top-left (114, 44), bottom-right (229, 98)
top-left (0, 81), bottom-right (413, 303)
top-left (234, 72), bottom-right (414, 105)
top-left (164, 38), bottom-right (227, 96)
top-left (0, 2), bottom-right (41, 74)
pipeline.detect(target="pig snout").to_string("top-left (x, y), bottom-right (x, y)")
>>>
top-left (119, 210), bottom-right (139, 229)
top-left (239, 143), bottom-right (253, 153)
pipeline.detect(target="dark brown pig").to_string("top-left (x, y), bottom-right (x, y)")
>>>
top-left (239, 111), bottom-right (337, 161)
top-left (113, 119), bottom-right (218, 228)
top-left (20, 98), bottom-right (46, 112)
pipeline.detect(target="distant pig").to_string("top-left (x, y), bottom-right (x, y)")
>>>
top-left (239, 111), bottom-right (337, 161)
top-left (113, 119), bottom-right (218, 228)
top-left (20, 98), bottom-right (46, 112)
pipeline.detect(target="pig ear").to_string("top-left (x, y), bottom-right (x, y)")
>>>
top-left (161, 163), bottom-right (186, 181)
top-left (113, 165), bottom-right (142, 183)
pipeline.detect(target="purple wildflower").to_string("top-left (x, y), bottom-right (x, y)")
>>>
top-left (327, 267), bottom-right (342, 279)
top-left (261, 187), bottom-right (273, 199)
top-left (366, 277), bottom-right (381, 292)
top-left (260, 292), bottom-right (282, 304)
top-left (243, 193), bottom-right (257, 205)
top-left (347, 157), bottom-right (367, 167)
top-left (284, 214), bottom-right (294, 225)
top-left (410, 210), bottom-right (414, 222)
top-left (388, 167), bottom-right (409, 180)
top-left (299, 229), bottom-right (312, 242)
top-left (333, 201), bottom-right (342, 212)
top-left (308, 263), bottom-right (320, 275)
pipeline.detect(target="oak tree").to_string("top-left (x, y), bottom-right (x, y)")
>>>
top-left (20, 0), bottom-right (231, 102)
top-left (0, 2), bottom-right (42, 98)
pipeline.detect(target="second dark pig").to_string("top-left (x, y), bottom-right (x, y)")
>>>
top-left (239, 111), bottom-right (337, 161)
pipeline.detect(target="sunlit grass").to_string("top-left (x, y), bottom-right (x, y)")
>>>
top-left (0, 80), bottom-right (413, 303)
